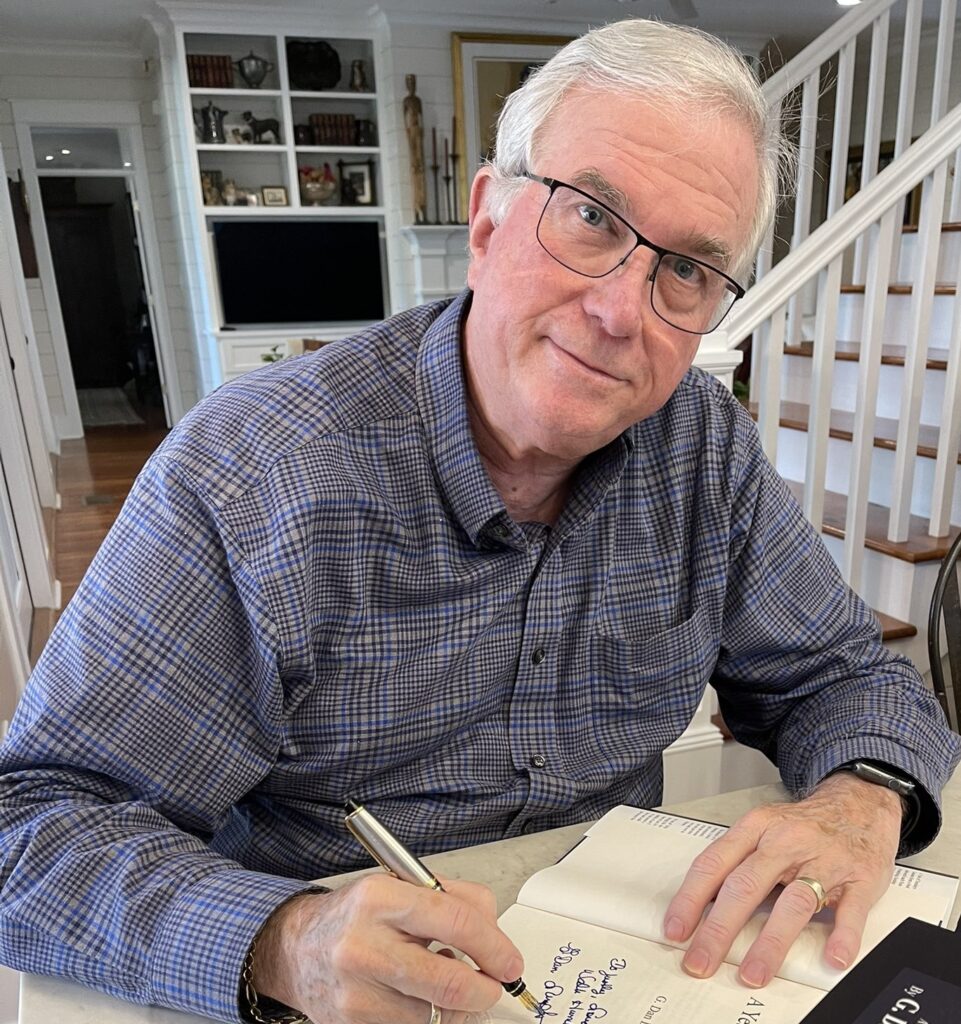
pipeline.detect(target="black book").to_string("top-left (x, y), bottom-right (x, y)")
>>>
top-left (800, 917), bottom-right (961, 1023)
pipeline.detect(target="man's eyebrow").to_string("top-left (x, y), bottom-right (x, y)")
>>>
top-left (570, 169), bottom-right (630, 213)
top-left (674, 232), bottom-right (734, 270)
top-left (568, 168), bottom-right (734, 271)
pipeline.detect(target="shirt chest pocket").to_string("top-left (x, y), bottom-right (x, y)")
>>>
top-left (587, 607), bottom-right (716, 751)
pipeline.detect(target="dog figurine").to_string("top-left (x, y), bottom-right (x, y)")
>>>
top-left (242, 111), bottom-right (280, 144)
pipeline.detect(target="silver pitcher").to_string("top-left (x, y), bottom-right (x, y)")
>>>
top-left (199, 101), bottom-right (227, 144)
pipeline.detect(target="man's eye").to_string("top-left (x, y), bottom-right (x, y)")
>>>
top-left (668, 257), bottom-right (704, 285)
top-left (576, 203), bottom-right (607, 228)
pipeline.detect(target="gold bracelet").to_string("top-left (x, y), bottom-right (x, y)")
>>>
top-left (242, 938), bottom-right (311, 1024)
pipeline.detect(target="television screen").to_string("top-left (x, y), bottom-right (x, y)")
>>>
top-left (211, 219), bottom-right (386, 328)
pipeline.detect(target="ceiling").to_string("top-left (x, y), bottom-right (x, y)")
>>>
top-left (0, 0), bottom-right (884, 55)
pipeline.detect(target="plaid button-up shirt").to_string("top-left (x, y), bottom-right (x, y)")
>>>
top-left (0, 292), bottom-right (956, 1021)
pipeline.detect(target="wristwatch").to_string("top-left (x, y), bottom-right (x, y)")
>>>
top-left (830, 760), bottom-right (921, 839)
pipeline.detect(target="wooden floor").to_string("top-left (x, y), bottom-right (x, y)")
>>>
top-left (29, 424), bottom-right (168, 662)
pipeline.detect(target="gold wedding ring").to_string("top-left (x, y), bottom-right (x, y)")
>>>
top-left (428, 1003), bottom-right (443, 1024)
top-left (793, 875), bottom-right (828, 913)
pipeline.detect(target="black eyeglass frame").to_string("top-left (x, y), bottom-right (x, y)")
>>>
top-left (523, 172), bottom-right (746, 335)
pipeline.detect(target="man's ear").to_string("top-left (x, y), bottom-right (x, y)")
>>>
top-left (466, 168), bottom-right (497, 286)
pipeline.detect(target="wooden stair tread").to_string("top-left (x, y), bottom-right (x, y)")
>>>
top-left (901, 221), bottom-right (961, 233)
top-left (751, 399), bottom-right (961, 465)
top-left (783, 340), bottom-right (949, 371)
top-left (782, 478), bottom-right (960, 564)
top-left (875, 612), bottom-right (918, 640)
top-left (839, 282), bottom-right (957, 295)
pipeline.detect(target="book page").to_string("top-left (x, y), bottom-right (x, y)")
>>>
top-left (467, 904), bottom-right (822, 1024)
top-left (516, 806), bottom-right (958, 991)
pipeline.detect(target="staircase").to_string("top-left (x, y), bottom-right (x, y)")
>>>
top-left (716, 0), bottom-right (961, 675)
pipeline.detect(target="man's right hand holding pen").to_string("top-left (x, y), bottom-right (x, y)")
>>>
top-left (248, 875), bottom-right (527, 1024)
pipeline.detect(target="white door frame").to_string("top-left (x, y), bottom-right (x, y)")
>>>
top-left (0, 144), bottom-right (58, 507)
top-left (12, 99), bottom-right (183, 438)
top-left (0, 272), bottom-right (59, 611)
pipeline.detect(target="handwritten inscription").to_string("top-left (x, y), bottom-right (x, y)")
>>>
top-left (537, 945), bottom-right (628, 1022)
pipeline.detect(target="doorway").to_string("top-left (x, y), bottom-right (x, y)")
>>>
top-left (39, 175), bottom-right (164, 428)
top-left (13, 103), bottom-right (183, 439)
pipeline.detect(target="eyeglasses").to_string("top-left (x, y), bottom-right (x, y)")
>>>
top-left (523, 172), bottom-right (745, 335)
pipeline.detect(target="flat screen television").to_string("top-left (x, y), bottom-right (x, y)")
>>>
top-left (211, 219), bottom-right (386, 328)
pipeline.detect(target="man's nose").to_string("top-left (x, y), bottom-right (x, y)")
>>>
top-left (580, 245), bottom-right (658, 338)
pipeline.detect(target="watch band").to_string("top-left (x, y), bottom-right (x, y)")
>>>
top-left (831, 760), bottom-right (921, 838)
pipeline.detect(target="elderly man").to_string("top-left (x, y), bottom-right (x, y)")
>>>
top-left (0, 18), bottom-right (956, 1024)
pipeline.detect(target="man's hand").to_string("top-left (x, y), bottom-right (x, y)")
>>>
top-left (662, 772), bottom-right (903, 988)
top-left (251, 874), bottom-right (525, 1024)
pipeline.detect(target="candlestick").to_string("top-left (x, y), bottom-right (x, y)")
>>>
top-left (443, 170), bottom-right (453, 225)
top-left (430, 154), bottom-right (441, 225)
top-left (449, 152), bottom-right (461, 224)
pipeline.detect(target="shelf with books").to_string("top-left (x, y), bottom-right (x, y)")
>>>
top-left (175, 19), bottom-right (392, 365)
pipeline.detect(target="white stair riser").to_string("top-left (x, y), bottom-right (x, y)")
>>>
top-left (774, 426), bottom-right (961, 525)
top-left (782, 353), bottom-right (946, 423)
top-left (834, 291), bottom-right (958, 347)
top-left (897, 230), bottom-right (961, 284)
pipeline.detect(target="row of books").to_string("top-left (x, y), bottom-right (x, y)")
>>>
top-left (187, 54), bottom-right (234, 89)
top-left (306, 113), bottom-right (366, 147)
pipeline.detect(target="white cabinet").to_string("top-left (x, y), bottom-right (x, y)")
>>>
top-left (218, 329), bottom-right (341, 380)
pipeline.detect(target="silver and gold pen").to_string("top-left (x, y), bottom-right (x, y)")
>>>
top-left (344, 798), bottom-right (540, 1014)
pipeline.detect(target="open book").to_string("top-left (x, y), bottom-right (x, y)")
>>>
top-left (470, 806), bottom-right (958, 1024)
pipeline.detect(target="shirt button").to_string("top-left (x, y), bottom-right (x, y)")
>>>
top-left (521, 819), bottom-right (539, 835)
top-left (530, 753), bottom-right (546, 769)
top-left (530, 647), bottom-right (546, 665)
top-left (492, 524), bottom-right (510, 539)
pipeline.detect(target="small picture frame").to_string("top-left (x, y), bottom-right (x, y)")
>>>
top-left (338, 159), bottom-right (375, 206)
top-left (261, 186), bottom-right (288, 207)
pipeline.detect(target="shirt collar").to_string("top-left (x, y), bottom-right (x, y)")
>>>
top-left (416, 290), bottom-right (506, 546)
top-left (415, 289), bottom-right (637, 549)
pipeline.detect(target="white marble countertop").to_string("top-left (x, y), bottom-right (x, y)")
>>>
top-left (18, 774), bottom-right (961, 1023)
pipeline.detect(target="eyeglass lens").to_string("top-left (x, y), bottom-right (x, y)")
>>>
top-left (536, 183), bottom-right (739, 334)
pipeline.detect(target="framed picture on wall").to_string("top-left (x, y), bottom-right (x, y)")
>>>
top-left (830, 140), bottom-right (923, 226)
top-left (451, 32), bottom-right (572, 217)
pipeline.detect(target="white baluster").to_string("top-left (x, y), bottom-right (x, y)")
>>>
top-left (852, 10), bottom-right (890, 284)
top-left (756, 309), bottom-right (786, 464)
top-left (929, 202), bottom-right (961, 537)
top-left (889, 161), bottom-right (950, 541)
top-left (787, 73), bottom-right (819, 345)
top-left (826, 39), bottom-right (857, 220)
top-left (844, 209), bottom-right (899, 589)
top-left (803, 257), bottom-right (844, 531)
top-left (748, 219), bottom-right (775, 405)
top-left (930, 0), bottom-right (957, 127)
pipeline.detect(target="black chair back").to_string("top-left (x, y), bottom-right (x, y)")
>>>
top-left (928, 531), bottom-right (961, 732)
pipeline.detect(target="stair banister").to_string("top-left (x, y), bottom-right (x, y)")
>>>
top-left (717, 103), bottom-right (961, 345)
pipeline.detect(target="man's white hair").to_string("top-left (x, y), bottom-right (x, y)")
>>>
top-left (484, 18), bottom-right (794, 280)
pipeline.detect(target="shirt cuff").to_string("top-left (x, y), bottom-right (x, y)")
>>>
top-left (805, 743), bottom-right (945, 857)
top-left (148, 866), bottom-right (322, 1022)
